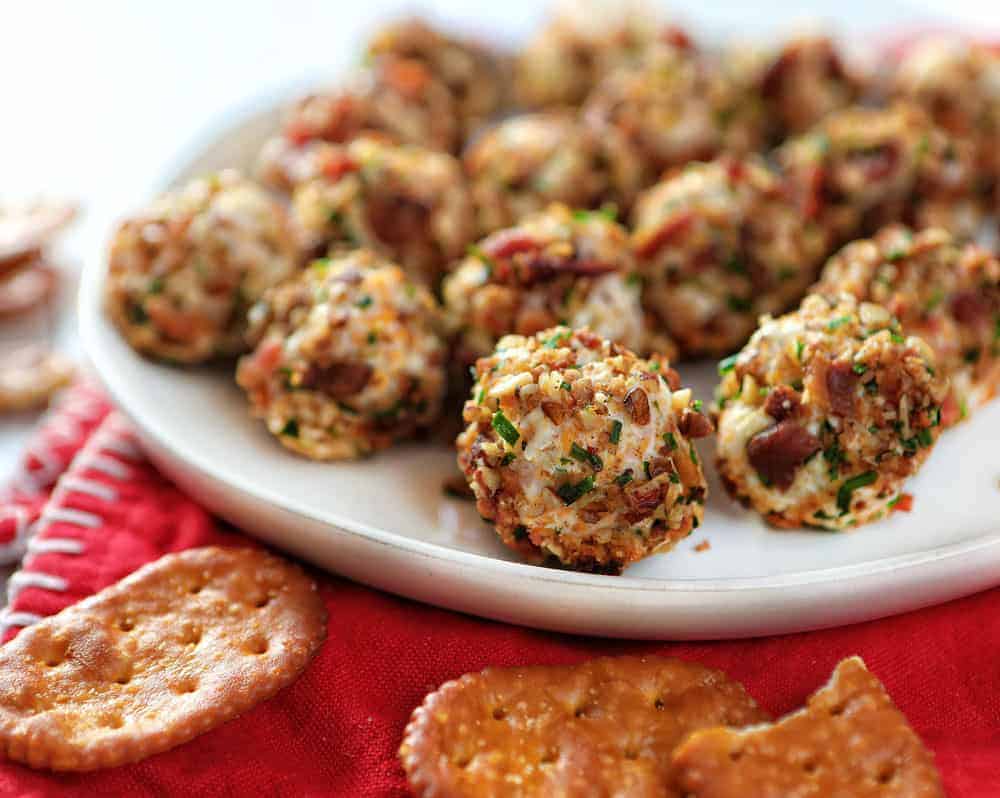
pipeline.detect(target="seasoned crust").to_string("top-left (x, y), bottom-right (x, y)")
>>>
top-left (400, 655), bottom-right (770, 798)
top-left (105, 170), bottom-right (298, 364)
top-left (632, 156), bottom-right (829, 358)
top-left (443, 204), bottom-right (651, 368)
top-left (715, 293), bottom-right (947, 530)
top-left (237, 250), bottom-right (446, 460)
top-left (815, 225), bottom-right (1000, 421)
top-left (456, 326), bottom-right (709, 573)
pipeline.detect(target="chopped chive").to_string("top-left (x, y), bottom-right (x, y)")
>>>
top-left (668, 472), bottom-right (680, 484)
top-left (643, 460), bottom-right (652, 479)
top-left (467, 244), bottom-right (495, 275)
top-left (476, 388), bottom-right (485, 404)
top-left (513, 524), bottom-right (528, 541)
top-left (355, 294), bottom-right (372, 309)
top-left (491, 409), bottom-right (520, 446)
top-left (827, 315), bottom-right (852, 331)
top-left (560, 381), bottom-right (572, 391)
top-left (570, 442), bottom-right (603, 471)
top-left (501, 452), bottom-right (516, 466)
top-left (280, 419), bottom-right (299, 438)
top-left (727, 294), bottom-right (752, 312)
top-left (852, 363), bottom-right (868, 375)
top-left (890, 332), bottom-right (905, 344)
top-left (609, 419), bottom-right (622, 444)
top-left (367, 331), bottom-right (377, 344)
top-left (692, 399), bottom-right (703, 412)
top-left (556, 476), bottom-right (595, 505)
top-left (718, 354), bottom-right (739, 375)
top-left (615, 469), bottom-right (634, 487)
top-left (663, 432), bottom-right (678, 450)
top-left (795, 340), bottom-right (805, 362)
top-left (543, 330), bottom-right (570, 349)
top-left (689, 442), bottom-right (699, 466)
top-left (916, 428), bottom-right (933, 447)
top-left (837, 471), bottom-right (878, 514)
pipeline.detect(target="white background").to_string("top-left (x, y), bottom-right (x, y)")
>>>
top-left (0, 0), bottom-right (993, 484)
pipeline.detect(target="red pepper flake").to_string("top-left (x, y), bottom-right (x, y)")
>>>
top-left (891, 493), bottom-right (914, 513)
top-left (634, 211), bottom-right (694, 259)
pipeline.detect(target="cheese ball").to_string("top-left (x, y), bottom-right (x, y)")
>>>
top-left (584, 43), bottom-right (767, 187)
top-left (743, 35), bottom-right (865, 139)
top-left (715, 293), bottom-right (947, 530)
top-left (777, 102), bottom-right (980, 245)
top-left (513, 7), bottom-right (689, 109)
top-left (815, 225), bottom-right (1000, 423)
top-left (463, 112), bottom-right (643, 234)
top-left (291, 136), bottom-right (475, 287)
top-left (105, 170), bottom-right (298, 364)
top-left (456, 326), bottom-right (711, 574)
top-left (366, 18), bottom-right (507, 136)
top-left (442, 204), bottom-right (650, 367)
top-left (282, 57), bottom-right (460, 154)
top-left (631, 157), bottom-right (829, 358)
top-left (236, 250), bottom-right (446, 460)
top-left (890, 36), bottom-right (1000, 204)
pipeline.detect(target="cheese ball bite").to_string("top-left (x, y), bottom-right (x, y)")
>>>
top-left (890, 36), bottom-right (1000, 203)
top-left (513, 6), bottom-right (689, 109)
top-left (105, 170), bottom-right (298, 364)
top-left (236, 250), bottom-right (446, 460)
top-left (463, 112), bottom-right (643, 234)
top-left (815, 225), bottom-right (1000, 423)
top-left (734, 35), bottom-right (866, 139)
top-left (282, 57), bottom-right (460, 154)
top-left (366, 18), bottom-right (507, 136)
top-left (584, 43), bottom-right (767, 187)
top-left (291, 136), bottom-right (475, 287)
top-left (631, 157), bottom-right (829, 358)
top-left (443, 204), bottom-right (650, 367)
top-left (715, 294), bottom-right (947, 530)
top-left (778, 103), bottom-right (979, 244)
top-left (456, 326), bottom-right (711, 574)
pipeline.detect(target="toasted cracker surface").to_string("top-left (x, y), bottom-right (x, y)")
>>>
top-left (400, 655), bottom-right (769, 797)
top-left (670, 656), bottom-right (943, 797)
top-left (0, 546), bottom-right (326, 771)
top-left (0, 346), bottom-right (74, 413)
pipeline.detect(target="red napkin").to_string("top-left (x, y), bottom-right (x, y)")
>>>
top-left (0, 383), bottom-right (997, 797)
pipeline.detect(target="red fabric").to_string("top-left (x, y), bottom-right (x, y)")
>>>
top-left (0, 400), bottom-right (997, 797)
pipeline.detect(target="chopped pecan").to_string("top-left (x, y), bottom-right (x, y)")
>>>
top-left (746, 420), bottom-right (821, 489)
top-left (763, 385), bottom-right (801, 422)
top-left (301, 361), bottom-right (372, 398)
top-left (624, 386), bottom-right (650, 425)
top-left (679, 411), bottom-right (714, 439)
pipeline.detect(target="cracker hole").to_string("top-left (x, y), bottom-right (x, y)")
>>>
top-left (115, 674), bottom-right (132, 686)
top-left (245, 636), bottom-right (269, 655)
top-left (830, 702), bottom-right (847, 717)
top-left (624, 749), bottom-right (639, 760)
top-left (43, 657), bottom-right (63, 668)
top-left (118, 618), bottom-right (134, 632)
top-left (454, 755), bottom-right (472, 769)
top-left (253, 595), bottom-right (271, 609)
top-left (729, 749), bottom-right (744, 763)
top-left (803, 759), bottom-right (818, 774)
top-left (189, 583), bottom-right (204, 595)
top-left (103, 715), bottom-right (124, 729)
top-left (539, 748), bottom-right (558, 765)
top-left (173, 678), bottom-right (198, 695)
top-left (876, 766), bottom-right (896, 784)
top-left (491, 707), bottom-right (507, 721)
top-left (181, 626), bottom-right (202, 646)
top-left (653, 698), bottom-right (665, 710)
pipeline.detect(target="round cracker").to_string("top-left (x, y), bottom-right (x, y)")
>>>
top-left (0, 262), bottom-right (58, 318)
top-left (400, 655), bottom-right (769, 797)
top-left (0, 346), bottom-right (74, 412)
top-left (0, 546), bottom-right (327, 771)
top-left (0, 202), bottom-right (76, 264)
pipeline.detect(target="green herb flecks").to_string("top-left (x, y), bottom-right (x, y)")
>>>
top-left (615, 469), bottom-right (634, 487)
top-left (837, 470), bottom-right (877, 514)
top-left (280, 419), bottom-right (300, 438)
top-left (718, 354), bottom-right (738, 375)
top-left (492, 409), bottom-right (520, 446)
top-left (570, 442), bottom-right (603, 471)
top-left (556, 476), bottom-right (595, 505)
top-left (609, 419), bottom-right (622, 444)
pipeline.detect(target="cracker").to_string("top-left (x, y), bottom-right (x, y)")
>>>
top-left (0, 346), bottom-right (74, 413)
top-left (670, 656), bottom-right (943, 797)
top-left (400, 655), bottom-right (770, 797)
top-left (0, 262), bottom-right (58, 318)
top-left (0, 201), bottom-right (76, 265)
top-left (0, 546), bottom-right (326, 771)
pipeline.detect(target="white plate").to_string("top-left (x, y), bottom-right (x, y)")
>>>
top-left (80, 7), bottom-right (1000, 640)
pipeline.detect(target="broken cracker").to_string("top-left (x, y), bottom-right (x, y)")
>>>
top-left (0, 262), bottom-right (59, 318)
top-left (400, 655), bottom-right (770, 797)
top-left (0, 201), bottom-right (76, 265)
top-left (0, 545), bottom-right (326, 771)
top-left (670, 656), bottom-right (943, 797)
top-left (0, 346), bottom-right (74, 413)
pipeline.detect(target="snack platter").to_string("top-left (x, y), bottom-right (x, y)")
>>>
top-left (79, 6), bottom-right (1000, 639)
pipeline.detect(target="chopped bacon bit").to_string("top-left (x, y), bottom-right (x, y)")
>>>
top-left (320, 154), bottom-right (359, 182)
top-left (300, 362), bottom-right (372, 398)
top-left (764, 385), bottom-right (801, 422)
top-left (483, 231), bottom-right (539, 260)
top-left (679, 410), bottom-right (714, 439)
top-left (693, 539), bottom-right (711, 553)
top-left (892, 493), bottom-right (914, 513)
top-left (660, 25), bottom-right (693, 51)
top-left (825, 362), bottom-right (858, 417)
top-left (634, 212), bottom-right (694, 259)
top-left (747, 420), bottom-right (821, 490)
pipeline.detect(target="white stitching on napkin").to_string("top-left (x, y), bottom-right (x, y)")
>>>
top-left (0, 414), bottom-right (144, 635)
